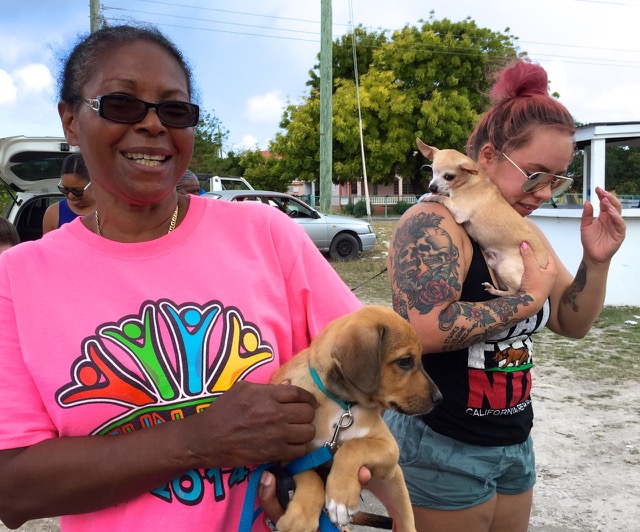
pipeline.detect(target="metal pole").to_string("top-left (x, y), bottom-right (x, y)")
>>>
top-left (319, 0), bottom-right (332, 213)
top-left (90, 0), bottom-right (101, 33)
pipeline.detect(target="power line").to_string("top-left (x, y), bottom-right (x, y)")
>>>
top-left (106, 16), bottom-right (321, 43)
top-left (104, 7), bottom-right (321, 37)
top-left (131, 0), bottom-right (326, 25)
top-left (102, 1), bottom-right (640, 68)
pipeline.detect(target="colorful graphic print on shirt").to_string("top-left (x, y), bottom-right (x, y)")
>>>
top-left (55, 299), bottom-right (274, 506)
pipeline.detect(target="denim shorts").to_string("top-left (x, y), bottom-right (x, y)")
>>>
top-left (384, 410), bottom-right (536, 510)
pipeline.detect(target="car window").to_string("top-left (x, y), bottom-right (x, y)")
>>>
top-left (9, 153), bottom-right (67, 182)
top-left (235, 196), bottom-right (261, 203)
top-left (286, 199), bottom-right (314, 218)
top-left (265, 197), bottom-right (288, 213)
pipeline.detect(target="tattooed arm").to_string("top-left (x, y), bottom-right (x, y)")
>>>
top-left (538, 188), bottom-right (626, 339)
top-left (388, 203), bottom-right (556, 353)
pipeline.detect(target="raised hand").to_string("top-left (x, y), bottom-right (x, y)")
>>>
top-left (580, 187), bottom-right (626, 264)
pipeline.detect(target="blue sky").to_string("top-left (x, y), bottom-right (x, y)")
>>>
top-left (2, 0), bottom-right (640, 151)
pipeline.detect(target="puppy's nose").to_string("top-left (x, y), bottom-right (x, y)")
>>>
top-left (429, 183), bottom-right (438, 193)
top-left (431, 389), bottom-right (443, 406)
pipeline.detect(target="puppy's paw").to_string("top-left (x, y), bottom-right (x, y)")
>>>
top-left (419, 193), bottom-right (439, 203)
top-left (482, 281), bottom-right (516, 297)
top-left (325, 477), bottom-right (361, 526)
top-left (325, 497), bottom-right (359, 527)
top-left (277, 508), bottom-right (319, 532)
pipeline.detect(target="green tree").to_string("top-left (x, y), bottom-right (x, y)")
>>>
top-left (606, 146), bottom-right (640, 195)
top-left (190, 110), bottom-right (228, 174)
top-left (269, 15), bottom-right (520, 195)
top-left (307, 25), bottom-right (388, 95)
top-left (240, 148), bottom-right (291, 191)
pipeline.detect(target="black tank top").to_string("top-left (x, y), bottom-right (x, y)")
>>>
top-left (421, 238), bottom-right (549, 446)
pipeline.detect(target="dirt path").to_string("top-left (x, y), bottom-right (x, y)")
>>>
top-left (528, 365), bottom-right (640, 531)
top-left (3, 346), bottom-right (639, 532)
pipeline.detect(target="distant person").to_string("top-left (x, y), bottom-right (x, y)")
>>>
top-left (176, 169), bottom-right (201, 195)
top-left (42, 153), bottom-right (95, 234)
top-left (0, 217), bottom-right (19, 254)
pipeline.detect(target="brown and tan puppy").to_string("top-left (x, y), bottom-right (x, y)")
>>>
top-left (417, 139), bottom-right (548, 296)
top-left (270, 305), bottom-right (441, 532)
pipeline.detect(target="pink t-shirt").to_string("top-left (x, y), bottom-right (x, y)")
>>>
top-left (0, 196), bottom-right (361, 531)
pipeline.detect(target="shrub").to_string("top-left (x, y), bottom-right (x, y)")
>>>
top-left (341, 202), bottom-right (355, 216)
top-left (395, 200), bottom-right (413, 215)
top-left (352, 199), bottom-right (368, 218)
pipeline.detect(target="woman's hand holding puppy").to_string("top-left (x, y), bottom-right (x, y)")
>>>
top-left (518, 240), bottom-right (558, 313)
top-left (181, 381), bottom-right (317, 468)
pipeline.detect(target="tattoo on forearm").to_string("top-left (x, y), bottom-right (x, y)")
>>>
top-left (390, 210), bottom-right (534, 351)
top-left (561, 261), bottom-right (587, 312)
top-left (440, 294), bottom-right (533, 350)
top-left (390, 211), bottom-right (461, 315)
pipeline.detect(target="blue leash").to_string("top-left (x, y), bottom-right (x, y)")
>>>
top-left (238, 463), bottom-right (272, 532)
top-left (238, 366), bottom-right (355, 531)
top-left (239, 449), bottom-right (338, 532)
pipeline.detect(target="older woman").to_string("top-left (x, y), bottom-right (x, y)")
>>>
top-left (0, 24), bottom-right (361, 531)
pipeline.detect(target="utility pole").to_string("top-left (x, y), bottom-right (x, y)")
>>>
top-left (90, 0), bottom-right (101, 33)
top-left (319, 0), bottom-right (332, 213)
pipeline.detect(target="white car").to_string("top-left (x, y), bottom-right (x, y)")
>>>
top-left (204, 190), bottom-right (376, 260)
top-left (1, 136), bottom-right (75, 242)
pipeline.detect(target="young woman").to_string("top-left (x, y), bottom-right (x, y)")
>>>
top-left (385, 61), bottom-right (626, 532)
top-left (42, 152), bottom-right (95, 233)
top-left (0, 25), bottom-right (362, 531)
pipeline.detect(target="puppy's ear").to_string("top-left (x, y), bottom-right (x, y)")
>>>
top-left (458, 162), bottom-right (479, 176)
top-left (330, 323), bottom-right (383, 395)
top-left (416, 139), bottom-right (438, 161)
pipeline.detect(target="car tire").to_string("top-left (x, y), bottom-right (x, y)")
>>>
top-left (329, 233), bottom-right (360, 261)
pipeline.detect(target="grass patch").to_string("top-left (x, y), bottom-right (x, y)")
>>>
top-left (331, 219), bottom-right (640, 383)
top-left (331, 220), bottom-right (396, 306)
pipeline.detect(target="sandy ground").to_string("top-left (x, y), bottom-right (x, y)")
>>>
top-left (2, 360), bottom-right (638, 532)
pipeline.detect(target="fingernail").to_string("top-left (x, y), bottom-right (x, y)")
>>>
top-left (260, 473), bottom-right (273, 488)
top-left (521, 242), bottom-right (529, 250)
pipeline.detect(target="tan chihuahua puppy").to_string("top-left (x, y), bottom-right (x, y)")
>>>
top-left (417, 139), bottom-right (548, 296)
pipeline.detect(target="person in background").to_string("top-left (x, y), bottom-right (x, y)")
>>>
top-left (0, 24), bottom-right (365, 531)
top-left (385, 60), bottom-right (626, 532)
top-left (176, 169), bottom-right (201, 195)
top-left (42, 152), bottom-right (95, 234)
top-left (0, 216), bottom-right (19, 254)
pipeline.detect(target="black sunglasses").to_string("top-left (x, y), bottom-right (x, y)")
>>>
top-left (57, 180), bottom-right (92, 198)
top-left (81, 94), bottom-right (200, 128)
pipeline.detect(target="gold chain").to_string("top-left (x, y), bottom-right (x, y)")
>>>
top-left (95, 204), bottom-right (179, 237)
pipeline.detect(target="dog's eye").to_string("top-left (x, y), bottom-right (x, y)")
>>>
top-left (395, 357), bottom-right (414, 370)
top-left (443, 173), bottom-right (456, 181)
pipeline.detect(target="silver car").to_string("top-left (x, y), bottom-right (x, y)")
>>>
top-left (204, 190), bottom-right (376, 260)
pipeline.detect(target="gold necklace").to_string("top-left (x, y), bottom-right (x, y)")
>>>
top-left (95, 204), bottom-right (179, 237)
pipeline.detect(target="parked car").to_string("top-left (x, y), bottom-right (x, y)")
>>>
top-left (204, 190), bottom-right (376, 260)
top-left (1, 136), bottom-right (73, 242)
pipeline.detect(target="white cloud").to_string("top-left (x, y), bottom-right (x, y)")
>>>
top-left (15, 63), bottom-right (54, 94)
top-left (239, 134), bottom-right (259, 148)
top-left (589, 83), bottom-right (640, 122)
top-left (245, 90), bottom-right (286, 123)
top-left (0, 70), bottom-right (18, 104)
